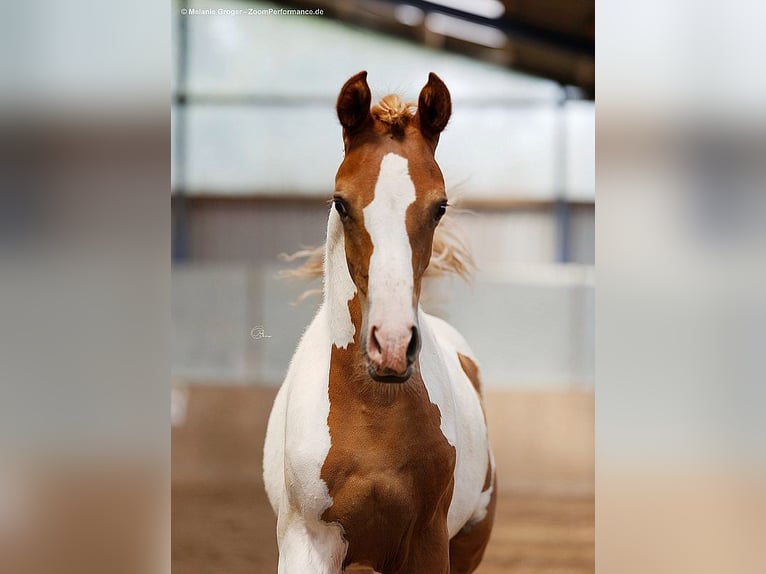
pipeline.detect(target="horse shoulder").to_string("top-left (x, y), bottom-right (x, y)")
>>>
top-left (420, 311), bottom-right (492, 538)
top-left (264, 306), bottom-right (335, 519)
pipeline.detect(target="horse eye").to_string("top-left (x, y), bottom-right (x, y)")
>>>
top-left (334, 198), bottom-right (349, 219)
top-left (434, 202), bottom-right (447, 221)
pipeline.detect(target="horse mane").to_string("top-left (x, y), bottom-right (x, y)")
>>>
top-left (279, 210), bottom-right (474, 296)
top-left (371, 94), bottom-right (416, 136)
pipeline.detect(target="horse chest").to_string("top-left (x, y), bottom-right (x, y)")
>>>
top-left (323, 416), bottom-right (456, 502)
top-left (319, 381), bottom-right (457, 565)
top-left (324, 449), bottom-right (454, 519)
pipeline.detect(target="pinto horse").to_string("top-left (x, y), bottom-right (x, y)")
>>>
top-left (263, 71), bottom-right (496, 574)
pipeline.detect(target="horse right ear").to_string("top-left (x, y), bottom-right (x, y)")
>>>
top-left (337, 71), bottom-right (372, 135)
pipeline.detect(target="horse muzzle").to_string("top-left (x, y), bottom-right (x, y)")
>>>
top-left (366, 324), bottom-right (420, 383)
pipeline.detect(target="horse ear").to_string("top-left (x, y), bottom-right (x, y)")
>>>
top-left (337, 71), bottom-right (372, 135)
top-left (417, 72), bottom-right (452, 141)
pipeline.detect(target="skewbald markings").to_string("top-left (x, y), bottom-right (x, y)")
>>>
top-left (265, 72), bottom-right (494, 574)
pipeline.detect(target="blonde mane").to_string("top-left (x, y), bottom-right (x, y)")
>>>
top-left (371, 94), bottom-right (416, 135)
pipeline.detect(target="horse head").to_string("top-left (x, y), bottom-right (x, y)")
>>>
top-left (332, 71), bottom-right (452, 383)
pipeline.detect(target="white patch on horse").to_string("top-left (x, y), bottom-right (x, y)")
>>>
top-left (419, 310), bottom-right (492, 538)
top-left (263, 303), bottom-right (349, 572)
top-left (470, 449), bottom-right (496, 525)
top-left (277, 511), bottom-right (347, 574)
top-left (363, 153), bottom-right (417, 331)
top-left (324, 207), bottom-right (357, 348)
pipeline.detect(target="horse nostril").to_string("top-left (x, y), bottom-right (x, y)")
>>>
top-left (369, 326), bottom-right (382, 356)
top-left (406, 326), bottom-right (420, 365)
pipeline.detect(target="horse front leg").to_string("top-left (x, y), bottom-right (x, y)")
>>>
top-left (277, 513), bottom-right (347, 574)
top-left (392, 519), bottom-right (450, 574)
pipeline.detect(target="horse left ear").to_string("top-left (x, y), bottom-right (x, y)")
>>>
top-left (417, 72), bottom-right (452, 143)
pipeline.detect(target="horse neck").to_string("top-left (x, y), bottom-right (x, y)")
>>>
top-left (322, 211), bottom-right (361, 349)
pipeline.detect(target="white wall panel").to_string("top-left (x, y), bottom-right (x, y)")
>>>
top-left (172, 263), bottom-right (594, 389)
top-left (171, 0), bottom-right (595, 200)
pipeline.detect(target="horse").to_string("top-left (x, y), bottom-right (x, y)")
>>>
top-left (263, 71), bottom-right (496, 574)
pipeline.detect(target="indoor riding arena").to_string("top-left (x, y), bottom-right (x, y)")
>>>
top-left (171, 1), bottom-right (594, 572)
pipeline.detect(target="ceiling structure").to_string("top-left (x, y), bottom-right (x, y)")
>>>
top-left (279, 0), bottom-right (594, 97)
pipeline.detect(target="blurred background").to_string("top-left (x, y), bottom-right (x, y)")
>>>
top-left (2, 1), bottom-right (764, 573)
top-left (170, 1), bottom-right (594, 572)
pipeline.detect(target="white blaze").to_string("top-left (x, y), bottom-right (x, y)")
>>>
top-left (364, 153), bottom-right (417, 331)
